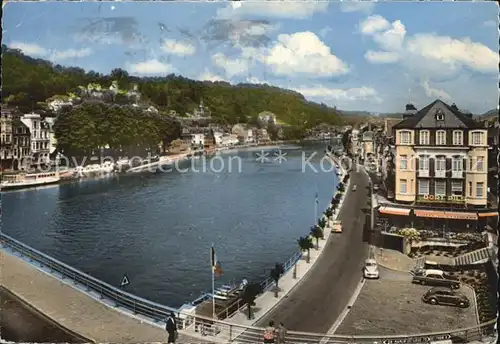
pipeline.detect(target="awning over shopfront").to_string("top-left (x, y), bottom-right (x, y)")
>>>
top-left (414, 209), bottom-right (478, 220)
top-left (415, 210), bottom-right (446, 219)
top-left (378, 207), bottom-right (411, 216)
top-left (478, 212), bottom-right (499, 218)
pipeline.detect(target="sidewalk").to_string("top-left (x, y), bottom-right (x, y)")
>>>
top-left (373, 247), bottom-right (416, 272)
top-left (218, 156), bottom-right (351, 332)
top-left (0, 250), bottom-right (209, 343)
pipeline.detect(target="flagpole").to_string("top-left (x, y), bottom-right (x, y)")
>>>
top-left (211, 243), bottom-right (216, 319)
top-left (314, 190), bottom-right (318, 225)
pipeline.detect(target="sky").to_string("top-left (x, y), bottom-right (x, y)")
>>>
top-left (3, 1), bottom-right (499, 113)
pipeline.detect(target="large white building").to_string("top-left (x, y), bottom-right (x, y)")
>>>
top-left (21, 113), bottom-right (51, 165)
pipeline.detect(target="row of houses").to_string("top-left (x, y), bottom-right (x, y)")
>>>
top-left (0, 107), bottom-right (58, 171)
top-left (178, 124), bottom-right (272, 151)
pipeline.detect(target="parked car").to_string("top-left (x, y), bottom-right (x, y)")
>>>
top-left (422, 287), bottom-right (470, 308)
top-left (363, 258), bottom-right (379, 279)
top-left (331, 220), bottom-right (342, 233)
top-left (412, 269), bottom-right (460, 289)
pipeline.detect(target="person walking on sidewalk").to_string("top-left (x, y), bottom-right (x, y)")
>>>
top-left (263, 321), bottom-right (277, 344)
top-left (165, 311), bottom-right (178, 344)
top-left (277, 322), bottom-right (287, 344)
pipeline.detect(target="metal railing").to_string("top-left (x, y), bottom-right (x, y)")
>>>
top-left (2, 229), bottom-right (496, 343)
top-left (0, 233), bottom-right (179, 322)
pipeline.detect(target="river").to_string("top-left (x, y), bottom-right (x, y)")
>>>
top-left (1, 144), bottom-right (339, 307)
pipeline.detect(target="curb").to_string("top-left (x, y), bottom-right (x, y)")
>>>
top-left (246, 155), bottom-right (353, 326)
top-left (322, 277), bottom-right (365, 339)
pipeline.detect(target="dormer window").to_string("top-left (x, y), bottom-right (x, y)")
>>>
top-left (435, 109), bottom-right (444, 121)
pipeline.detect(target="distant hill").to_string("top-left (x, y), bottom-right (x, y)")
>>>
top-left (1, 44), bottom-right (342, 128)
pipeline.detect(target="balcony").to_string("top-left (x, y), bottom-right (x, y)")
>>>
top-left (418, 169), bottom-right (429, 177)
top-left (435, 170), bottom-right (446, 178)
top-left (451, 170), bottom-right (464, 179)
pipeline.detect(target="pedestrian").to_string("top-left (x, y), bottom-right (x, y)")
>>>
top-left (277, 322), bottom-right (287, 344)
top-left (165, 311), bottom-right (178, 344)
top-left (263, 320), bottom-right (277, 344)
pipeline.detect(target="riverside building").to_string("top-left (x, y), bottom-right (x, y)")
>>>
top-left (377, 100), bottom-right (497, 232)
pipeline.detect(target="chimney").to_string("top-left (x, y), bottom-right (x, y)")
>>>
top-left (404, 103), bottom-right (417, 117)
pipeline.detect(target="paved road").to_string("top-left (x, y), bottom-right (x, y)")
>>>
top-left (237, 166), bottom-right (371, 343)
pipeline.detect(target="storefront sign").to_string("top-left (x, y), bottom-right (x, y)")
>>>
top-left (417, 194), bottom-right (464, 203)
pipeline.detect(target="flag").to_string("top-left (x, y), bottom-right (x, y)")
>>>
top-left (210, 245), bottom-right (223, 277)
top-left (315, 192), bottom-right (319, 204)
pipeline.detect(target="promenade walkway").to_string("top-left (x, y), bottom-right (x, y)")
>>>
top-left (0, 250), bottom-right (208, 343)
top-left (252, 166), bottom-right (370, 333)
top-left (211, 161), bottom-right (370, 344)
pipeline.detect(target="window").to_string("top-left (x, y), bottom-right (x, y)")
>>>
top-left (400, 155), bottom-right (408, 170)
top-left (418, 180), bottom-right (429, 195)
top-left (453, 131), bottom-right (463, 145)
top-left (419, 155), bottom-right (429, 170)
top-left (477, 156), bottom-right (484, 171)
top-left (476, 182), bottom-right (484, 198)
top-left (400, 179), bottom-right (407, 194)
top-left (419, 130), bottom-right (430, 145)
top-left (436, 110), bottom-right (445, 121)
top-left (399, 131), bottom-right (411, 145)
top-left (469, 182), bottom-right (473, 196)
top-left (452, 181), bottom-right (463, 195)
top-left (435, 180), bottom-right (446, 196)
top-left (435, 157), bottom-right (446, 171)
top-left (452, 157), bottom-right (463, 171)
top-left (472, 132), bottom-right (484, 145)
top-left (436, 130), bottom-right (446, 145)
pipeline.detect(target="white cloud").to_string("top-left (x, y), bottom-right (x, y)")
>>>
top-left (406, 34), bottom-right (498, 74)
top-left (246, 76), bottom-right (271, 85)
top-left (360, 15), bottom-right (498, 75)
top-left (421, 80), bottom-right (451, 101)
top-left (161, 38), bottom-right (196, 56)
top-left (483, 20), bottom-right (497, 27)
top-left (258, 32), bottom-right (349, 77)
top-left (216, 1), bottom-right (328, 20)
top-left (212, 52), bottom-right (251, 78)
top-left (197, 69), bottom-right (228, 83)
top-left (340, 2), bottom-right (374, 14)
top-left (52, 48), bottom-right (93, 60)
top-left (293, 85), bottom-right (382, 104)
top-left (9, 42), bottom-right (47, 56)
top-left (359, 15), bottom-right (390, 34)
top-left (364, 50), bottom-right (400, 64)
top-left (126, 59), bottom-right (176, 75)
top-left (9, 41), bottom-right (93, 61)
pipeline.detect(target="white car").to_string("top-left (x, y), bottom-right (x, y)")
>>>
top-left (363, 259), bottom-right (379, 279)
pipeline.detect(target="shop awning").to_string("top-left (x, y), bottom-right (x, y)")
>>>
top-left (378, 207), bottom-right (411, 216)
top-left (415, 210), bottom-right (446, 218)
top-left (414, 209), bottom-right (478, 220)
top-left (478, 212), bottom-right (499, 218)
top-left (444, 212), bottom-right (478, 220)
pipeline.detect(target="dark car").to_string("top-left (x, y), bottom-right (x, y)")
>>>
top-left (422, 287), bottom-right (470, 308)
top-left (412, 269), bottom-right (461, 289)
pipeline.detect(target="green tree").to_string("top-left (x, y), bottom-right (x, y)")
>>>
top-left (269, 262), bottom-right (285, 297)
top-left (241, 282), bottom-right (263, 320)
top-left (310, 225), bottom-right (324, 249)
top-left (297, 236), bottom-right (314, 263)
